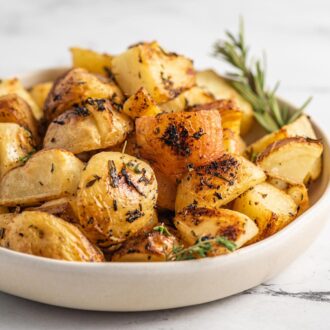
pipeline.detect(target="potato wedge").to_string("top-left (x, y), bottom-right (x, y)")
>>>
top-left (70, 47), bottom-right (113, 75)
top-left (174, 208), bottom-right (258, 256)
top-left (112, 42), bottom-right (195, 103)
top-left (29, 82), bottom-right (53, 109)
top-left (0, 149), bottom-right (84, 206)
top-left (159, 86), bottom-right (214, 113)
top-left (0, 78), bottom-right (42, 120)
top-left (256, 137), bottom-right (323, 184)
top-left (43, 68), bottom-right (124, 122)
top-left (76, 152), bottom-right (158, 246)
top-left (175, 153), bottom-right (266, 212)
top-left (0, 211), bottom-right (104, 261)
top-left (122, 87), bottom-right (161, 119)
top-left (136, 110), bottom-right (223, 177)
top-left (196, 70), bottom-right (253, 135)
top-left (0, 123), bottom-right (35, 179)
top-left (0, 94), bottom-right (39, 139)
top-left (233, 182), bottom-right (297, 243)
top-left (44, 99), bottom-right (133, 154)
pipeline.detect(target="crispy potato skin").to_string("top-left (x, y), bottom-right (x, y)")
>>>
top-left (44, 99), bottom-right (133, 154)
top-left (0, 149), bottom-right (84, 206)
top-left (29, 82), bottom-right (53, 109)
top-left (174, 208), bottom-right (258, 256)
top-left (0, 94), bottom-right (39, 140)
top-left (0, 211), bottom-right (104, 262)
top-left (136, 110), bottom-right (223, 177)
top-left (233, 183), bottom-right (297, 243)
top-left (43, 68), bottom-right (123, 122)
top-left (76, 152), bottom-right (158, 246)
top-left (0, 123), bottom-right (35, 179)
top-left (112, 42), bottom-right (196, 103)
top-left (175, 153), bottom-right (266, 212)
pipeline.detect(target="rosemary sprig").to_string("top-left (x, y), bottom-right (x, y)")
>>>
top-left (213, 19), bottom-right (312, 132)
top-left (168, 236), bottom-right (237, 261)
top-left (153, 224), bottom-right (171, 237)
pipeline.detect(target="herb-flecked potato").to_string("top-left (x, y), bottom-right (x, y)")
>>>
top-left (175, 153), bottom-right (266, 212)
top-left (43, 99), bottom-right (133, 154)
top-left (136, 110), bottom-right (223, 177)
top-left (43, 68), bottom-right (124, 122)
top-left (75, 152), bottom-right (158, 246)
top-left (0, 149), bottom-right (84, 206)
top-left (0, 211), bottom-right (104, 262)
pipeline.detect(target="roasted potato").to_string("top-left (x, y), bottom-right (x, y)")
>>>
top-left (159, 86), bottom-right (214, 113)
top-left (256, 137), bottom-right (323, 184)
top-left (43, 68), bottom-right (124, 122)
top-left (44, 99), bottom-right (133, 154)
top-left (174, 208), bottom-right (258, 256)
top-left (136, 110), bottom-right (223, 177)
top-left (0, 123), bottom-right (35, 179)
top-left (29, 82), bottom-right (53, 109)
top-left (0, 149), bottom-right (84, 206)
top-left (122, 87), bottom-right (161, 119)
top-left (0, 78), bottom-right (43, 120)
top-left (112, 42), bottom-right (195, 103)
top-left (233, 182), bottom-right (297, 243)
top-left (76, 152), bottom-right (158, 246)
top-left (175, 153), bottom-right (266, 212)
top-left (0, 211), bottom-right (104, 261)
top-left (196, 70), bottom-right (253, 135)
top-left (70, 47), bottom-right (113, 75)
top-left (0, 94), bottom-right (39, 140)
top-left (111, 226), bottom-right (179, 262)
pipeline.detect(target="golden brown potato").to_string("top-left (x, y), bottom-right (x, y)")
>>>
top-left (159, 86), bottom-right (214, 113)
top-left (136, 110), bottom-right (223, 177)
top-left (122, 87), bottom-right (161, 119)
top-left (0, 211), bottom-right (104, 262)
top-left (233, 182), bottom-right (297, 243)
top-left (0, 149), bottom-right (84, 206)
top-left (76, 152), bottom-right (158, 246)
top-left (43, 99), bottom-right (133, 154)
top-left (0, 94), bottom-right (39, 140)
top-left (43, 68), bottom-right (124, 122)
top-left (196, 70), bottom-right (253, 135)
top-left (175, 153), bottom-right (266, 212)
top-left (222, 128), bottom-right (242, 154)
top-left (0, 78), bottom-right (43, 120)
top-left (0, 206), bottom-right (8, 214)
top-left (112, 42), bottom-right (196, 103)
top-left (174, 208), bottom-right (258, 256)
top-left (29, 82), bottom-right (53, 109)
top-left (256, 137), bottom-right (323, 184)
top-left (0, 123), bottom-right (35, 179)
top-left (70, 47), bottom-right (113, 75)
top-left (111, 226), bottom-right (179, 262)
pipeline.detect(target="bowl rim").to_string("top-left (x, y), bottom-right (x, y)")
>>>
top-left (1, 67), bottom-right (329, 269)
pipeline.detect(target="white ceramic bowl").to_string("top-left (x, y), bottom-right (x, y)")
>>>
top-left (0, 68), bottom-right (329, 311)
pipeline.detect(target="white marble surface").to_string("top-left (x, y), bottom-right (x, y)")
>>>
top-left (0, 0), bottom-right (330, 329)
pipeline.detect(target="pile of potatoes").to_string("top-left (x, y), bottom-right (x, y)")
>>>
top-left (0, 42), bottom-right (323, 262)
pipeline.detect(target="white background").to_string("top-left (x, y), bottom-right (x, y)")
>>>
top-left (0, 0), bottom-right (329, 329)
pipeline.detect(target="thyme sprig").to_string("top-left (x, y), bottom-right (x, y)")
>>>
top-left (18, 148), bottom-right (36, 164)
top-left (213, 19), bottom-right (312, 132)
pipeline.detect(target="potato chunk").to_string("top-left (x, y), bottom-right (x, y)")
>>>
top-left (0, 211), bottom-right (104, 262)
top-left (29, 82), bottom-right (53, 109)
top-left (175, 153), bottom-right (266, 212)
top-left (112, 42), bottom-right (195, 103)
top-left (136, 110), bottom-right (223, 177)
top-left (76, 152), bottom-right (158, 246)
top-left (233, 182), bottom-right (297, 243)
top-left (174, 208), bottom-right (258, 256)
top-left (256, 137), bottom-right (323, 184)
top-left (44, 99), bottom-right (133, 154)
top-left (0, 149), bottom-right (84, 206)
top-left (196, 70), bottom-right (253, 135)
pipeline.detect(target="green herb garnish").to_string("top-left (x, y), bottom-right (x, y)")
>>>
top-left (18, 149), bottom-right (36, 164)
top-left (153, 224), bottom-right (171, 237)
top-left (213, 19), bottom-right (312, 132)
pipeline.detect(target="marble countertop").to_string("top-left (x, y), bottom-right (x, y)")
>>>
top-left (0, 0), bottom-right (329, 329)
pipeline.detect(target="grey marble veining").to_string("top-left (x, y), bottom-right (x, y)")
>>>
top-left (0, 0), bottom-right (329, 329)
